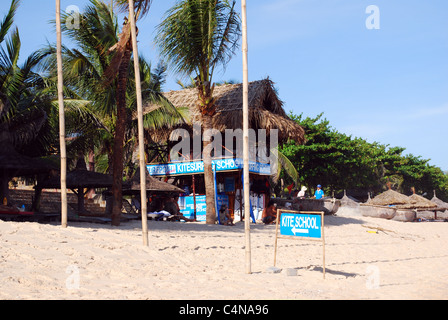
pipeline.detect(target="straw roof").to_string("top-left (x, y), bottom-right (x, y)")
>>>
top-left (0, 142), bottom-right (56, 176)
top-left (143, 79), bottom-right (305, 144)
top-left (367, 189), bottom-right (411, 206)
top-left (366, 189), bottom-right (440, 209)
top-left (340, 191), bottom-right (359, 207)
top-left (406, 194), bottom-right (437, 209)
top-left (123, 167), bottom-right (184, 194)
top-left (37, 158), bottom-right (113, 190)
top-left (431, 192), bottom-right (448, 209)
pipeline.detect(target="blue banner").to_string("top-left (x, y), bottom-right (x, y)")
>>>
top-left (279, 213), bottom-right (322, 239)
top-left (147, 158), bottom-right (271, 176)
top-left (179, 194), bottom-right (228, 222)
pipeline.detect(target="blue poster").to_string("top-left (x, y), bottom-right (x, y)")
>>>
top-left (279, 213), bottom-right (322, 239)
top-left (179, 194), bottom-right (228, 222)
top-left (147, 158), bottom-right (271, 176)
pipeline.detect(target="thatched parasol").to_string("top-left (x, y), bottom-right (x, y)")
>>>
top-left (0, 142), bottom-right (57, 177)
top-left (0, 141), bottom-right (57, 206)
top-left (431, 191), bottom-right (448, 209)
top-left (406, 194), bottom-right (437, 209)
top-left (122, 167), bottom-right (184, 194)
top-left (367, 189), bottom-right (412, 206)
top-left (340, 190), bottom-right (359, 208)
top-left (143, 78), bottom-right (305, 144)
top-left (36, 158), bottom-right (113, 213)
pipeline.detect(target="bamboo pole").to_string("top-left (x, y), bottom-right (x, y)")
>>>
top-left (241, 0), bottom-right (251, 274)
top-left (128, 0), bottom-right (148, 246)
top-left (56, 0), bottom-right (68, 228)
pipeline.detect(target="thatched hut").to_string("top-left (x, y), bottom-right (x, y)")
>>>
top-left (143, 78), bottom-right (305, 145)
top-left (431, 191), bottom-right (448, 210)
top-left (361, 189), bottom-right (447, 222)
top-left (141, 79), bottom-right (304, 222)
top-left (0, 141), bottom-right (56, 207)
top-left (123, 167), bottom-right (184, 194)
top-left (36, 158), bottom-right (113, 213)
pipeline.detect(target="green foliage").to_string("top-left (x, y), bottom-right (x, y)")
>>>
top-left (280, 112), bottom-right (448, 201)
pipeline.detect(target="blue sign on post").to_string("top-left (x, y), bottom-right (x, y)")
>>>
top-left (279, 213), bottom-right (322, 239)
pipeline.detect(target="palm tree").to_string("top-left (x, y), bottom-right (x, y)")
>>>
top-left (0, 0), bottom-right (60, 203)
top-left (42, 0), bottom-right (185, 225)
top-left (103, 0), bottom-right (155, 226)
top-left (156, 0), bottom-right (241, 224)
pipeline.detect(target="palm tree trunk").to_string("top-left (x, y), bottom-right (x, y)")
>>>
top-left (56, 0), bottom-right (68, 228)
top-left (111, 45), bottom-right (132, 226)
top-left (202, 114), bottom-right (216, 224)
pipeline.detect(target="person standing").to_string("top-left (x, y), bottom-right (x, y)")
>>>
top-left (297, 186), bottom-right (307, 199)
top-left (314, 185), bottom-right (325, 199)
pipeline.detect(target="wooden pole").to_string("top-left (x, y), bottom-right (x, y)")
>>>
top-left (56, 0), bottom-right (68, 228)
top-left (128, 0), bottom-right (148, 246)
top-left (322, 211), bottom-right (326, 279)
top-left (241, 0), bottom-right (251, 274)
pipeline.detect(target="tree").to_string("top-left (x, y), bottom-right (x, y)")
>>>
top-left (42, 1), bottom-right (186, 225)
top-left (156, 0), bottom-right (241, 224)
top-left (281, 112), bottom-right (448, 201)
top-left (0, 0), bottom-right (58, 203)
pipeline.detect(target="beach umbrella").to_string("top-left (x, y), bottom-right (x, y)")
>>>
top-left (37, 158), bottom-right (113, 213)
top-left (123, 166), bottom-right (184, 194)
top-left (431, 191), bottom-right (448, 209)
top-left (368, 189), bottom-right (411, 206)
top-left (0, 142), bottom-right (57, 176)
top-left (0, 141), bottom-right (57, 204)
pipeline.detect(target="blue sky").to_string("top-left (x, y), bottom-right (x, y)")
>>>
top-left (5, 0), bottom-right (448, 170)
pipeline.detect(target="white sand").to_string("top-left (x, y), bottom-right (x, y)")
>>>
top-left (0, 215), bottom-right (447, 300)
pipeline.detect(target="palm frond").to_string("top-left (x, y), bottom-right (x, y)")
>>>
top-left (0, 0), bottom-right (20, 44)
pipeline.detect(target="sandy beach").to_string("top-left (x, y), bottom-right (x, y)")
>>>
top-left (0, 214), bottom-right (447, 300)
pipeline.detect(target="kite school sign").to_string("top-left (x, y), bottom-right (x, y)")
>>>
top-left (274, 210), bottom-right (326, 279)
top-left (279, 213), bottom-right (322, 239)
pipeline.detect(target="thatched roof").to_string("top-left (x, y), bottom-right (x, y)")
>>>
top-left (123, 167), bottom-right (184, 194)
top-left (0, 142), bottom-right (56, 176)
top-left (431, 192), bottom-right (448, 209)
top-left (367, 189), bottom-right (410, 206)
top-left (37, 158), bottom-right (113, 190)
top-left (407, 194), bottom-right (437, 209)
top-left (366, 189), bottom-right (439, 209)
top-left (340, 191), bottom-right (359, 207)
top-left (143, 79), bottom-right (305, 144)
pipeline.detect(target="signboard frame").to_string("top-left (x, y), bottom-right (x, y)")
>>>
top-left (273, 209), bottom-right (326, 279)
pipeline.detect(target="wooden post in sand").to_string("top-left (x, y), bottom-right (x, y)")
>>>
top-left (128, 0), bottom-right (148, 246)
top-left (55, 0), bottom-right (68, 228)
top-left (241, 0), bottom-right (251, 274)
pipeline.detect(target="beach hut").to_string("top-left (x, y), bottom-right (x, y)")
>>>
top-left (36, 158), bottom-right (113, 214)
top-left (361, 189), bottom-right (413, 221)
top-left (144, 78), bottom-right (305, 145)
top-left (0, 141), bottom-right (56, 208)
top-left (122, 167), bottom-right (185, 194)
top-left (142, 79), bottom-right (305, 222)
top-left (431, 191), bottom-right (448, 210)
top-left (361, 188), bottom-right (447, 222)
